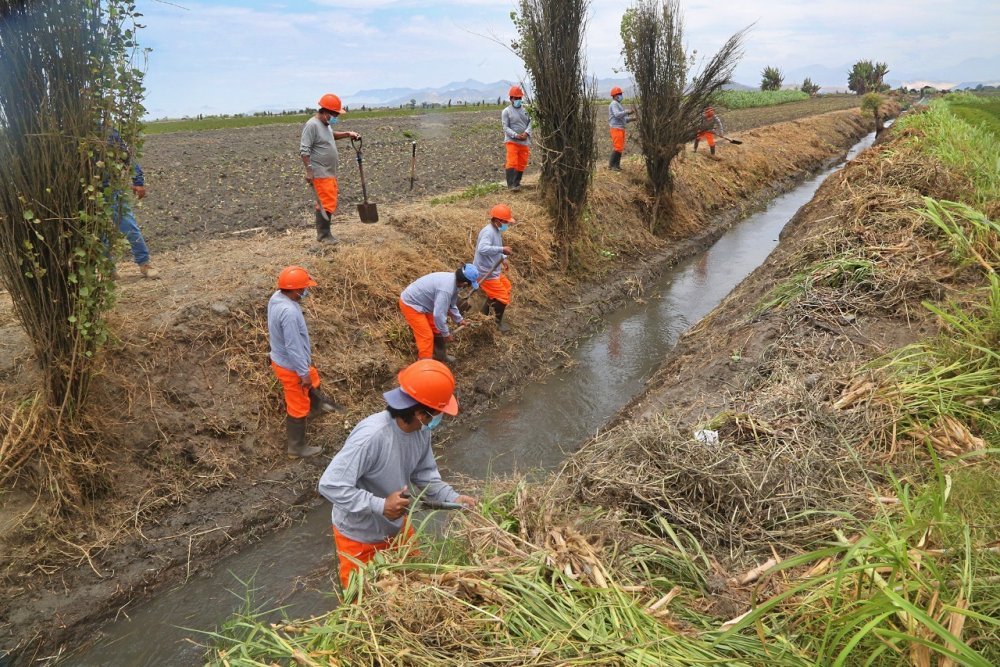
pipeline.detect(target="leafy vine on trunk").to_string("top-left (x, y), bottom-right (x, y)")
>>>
top-left (0, 0), bottom-right (146, 501)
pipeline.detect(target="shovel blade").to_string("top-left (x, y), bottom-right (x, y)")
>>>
top-left (357, 202), bottom-right (379, 224)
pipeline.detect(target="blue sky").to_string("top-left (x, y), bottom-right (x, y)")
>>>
top-left (138, 0), bottom-right (999, 118)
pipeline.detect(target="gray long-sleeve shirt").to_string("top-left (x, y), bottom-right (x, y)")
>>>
top-left (501, 105), bottom-right (531, 146)
top-left (400, 272), bottom-right (464, 337)
top-left (474, 223), bottom-right (505, 280)
top-left (299, 116), bottom-right (340, 178)
top-left (267, 291), bottom-right (311, 378)
top-left (318, 410), bottom-right (460, 543)
top-left (699, 114), bottom-right (724, 136)
top-left (609, 100), bottom-right (629, 129)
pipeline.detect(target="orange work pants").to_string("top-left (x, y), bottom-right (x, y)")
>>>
top-left (505, 142), bottom-right (530, 172)
top-left (696, 131), bottom-right (716, 148)
top-left (271, 361), bottom-right (320, 418)
top-left (480, 275), bottom-right (512, 305)
top-left (333, 523), bottom-right (417, 589)
top-left (313, 176), bottom-right (339, 215)
top-left (400, 298), bottom-right (439, 359)
top-left (610, 128), bottom-right (626, 153)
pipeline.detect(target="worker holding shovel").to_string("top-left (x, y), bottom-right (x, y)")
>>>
top-left (399, 265), bottom-right (479, 363)
top-left (693, 106), bottom-right (725, 158)
top-left (318, 359), bottom-right (476, 589)
top-left (474, 204), bottom-right (516, 333)
top-left (299, 93), bottom-right (360, 244)
top-left (268, 265), bottom-right (342, 458)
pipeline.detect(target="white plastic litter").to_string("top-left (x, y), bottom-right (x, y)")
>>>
top-left (694, 429), bottom-right (719, 446)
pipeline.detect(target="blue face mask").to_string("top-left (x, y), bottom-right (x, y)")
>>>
top-left (421, 412), bottom-right (444, 431)
top-left (614, 94), bottom-right (623, 102)
top-left (499, 223), bottom-right (509, 232)
top-left (301, 288), bottom-right (310, 299)
top-left (512, 100), bottom-right (522, 109)
top-left (328, 115), bottom-right (339, 125)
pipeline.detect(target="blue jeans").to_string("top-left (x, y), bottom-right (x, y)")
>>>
top-left (113, 196), bottom-right (150, 266)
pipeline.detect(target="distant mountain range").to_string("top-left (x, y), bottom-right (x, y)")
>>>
top-left (349, 78), bottom-right (755, 107)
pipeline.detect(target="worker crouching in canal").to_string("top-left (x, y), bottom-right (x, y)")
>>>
top-left (318, 359), bottom-right (477, 589)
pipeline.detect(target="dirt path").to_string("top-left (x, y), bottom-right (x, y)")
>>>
top-left (138, 96), bottom-right (860, 251)
top-left (0, 108), bottom-right (871, 664)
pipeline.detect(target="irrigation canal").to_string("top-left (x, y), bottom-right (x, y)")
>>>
top-left (68, 130), bottom-right (879, 666)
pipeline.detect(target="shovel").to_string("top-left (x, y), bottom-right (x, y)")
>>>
top-left (409, 141), bottom-right (417, 191)
top-left (719, 135), bottom-right (743, 145)
top-left (351, 137), bottom-right (379, 223)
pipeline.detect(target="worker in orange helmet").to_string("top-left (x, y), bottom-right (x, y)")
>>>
top-left (474, 204), bottom-right (516, 333)
top-left (268, 265), bottom-right (342, 458)
top-left (318, 359), bottom-right (476, 589)
top-left (693, 106), bottom-right (725, 158)
top-left (300, 93), bottom-right (361, 245)
top-left (399, 265), bottom-right (478, 363)
top-left (608, 86), bottom-right (635, 171)
top-left (501, 85), bottom-right (531, 191)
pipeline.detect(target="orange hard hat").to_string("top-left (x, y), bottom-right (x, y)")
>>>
top-left (508, 85), bottom-right (524, 98)
top-left (397, 359), bottom-right (459, 415)
top-left (277, 265), bottom-right (318, 290)
top-left (610, 86), bottom-right (623, 97)
top-left (317, 93), bottom-right (344, 114)
top-left (489, 203), bottom-right (515, 223)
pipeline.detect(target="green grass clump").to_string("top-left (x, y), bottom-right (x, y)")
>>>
top-left (755, 253), bottom-right (876, 315)
top-left (715, 89), bottom-right (809, 109)
top-left (894, 100), bottom-right (1000, 205)
top-left (430, 181), bottom-right (505, 205)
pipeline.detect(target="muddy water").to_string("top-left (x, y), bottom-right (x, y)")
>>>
top-left (67, 132), bottom-right (877, 666)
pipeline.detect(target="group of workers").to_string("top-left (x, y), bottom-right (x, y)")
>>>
top-left (270, 85), bottom-right (729, 590)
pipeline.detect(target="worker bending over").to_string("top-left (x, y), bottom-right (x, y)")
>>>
top-left (399, 265), bottom-right (479, 362)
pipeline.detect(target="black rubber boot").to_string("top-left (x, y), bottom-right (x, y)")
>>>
top-left (315, 209), bottom-right (338, 245)
top-left (692, 139), bottom-right (699, 153)
top-left (493, 301), bottom-right (510, 333)
top-left (286, 415), bottom-right (321, 458)
top-left (505, 168), bottom-right (517, 189)
top-left (513, 170), bottom-right (524, 190)
top-left (610, 151), bottom-right (622, 171)
top-left (710, 145), bottom-right (716, 156)
top-left (308, 386), bottom-right (343, 418)
top-left (480, 298), bottom-right (492, 316)
top-left (432, 334), bottom-right (455, 363)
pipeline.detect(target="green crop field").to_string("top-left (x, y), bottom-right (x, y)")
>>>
top-left (714, 89), bottom-right (810, 109)
top-left (947, 94), bottom-right (1000, 138)
top-left (144, 104), bottom-right (507, 135)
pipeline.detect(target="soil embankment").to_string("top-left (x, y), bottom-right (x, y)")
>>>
top-left (0, 108), bottom-right (871, 661)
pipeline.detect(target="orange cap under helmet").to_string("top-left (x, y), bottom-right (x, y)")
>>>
top-left (396, 359), bottom-right (459, 415)
top-left (508, 85), bottom-right (524, 98)
top-left (610, 86), bottom-right (623, 97)
top-left (277, 265), bottom-right (318, 290)
top-left (317, 93), bottom-right (345, 114)
top-left (489, 203), bottom-right (515, 224)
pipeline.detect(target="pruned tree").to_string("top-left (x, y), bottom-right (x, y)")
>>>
top-left (801, 77), bottom-right (821, 96)
top-left (0, 0), bottom-right (146, 500)
top-left (512, 0), bottom-right (597, 270)
top-left (620, 0), bottom-right (747, 230)
top-left (848, 60), bottom-right (889, 95)
top-left (861, 92), bottom-right (885, 135)
top-left (761, 66), bottom-right (783, 91)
